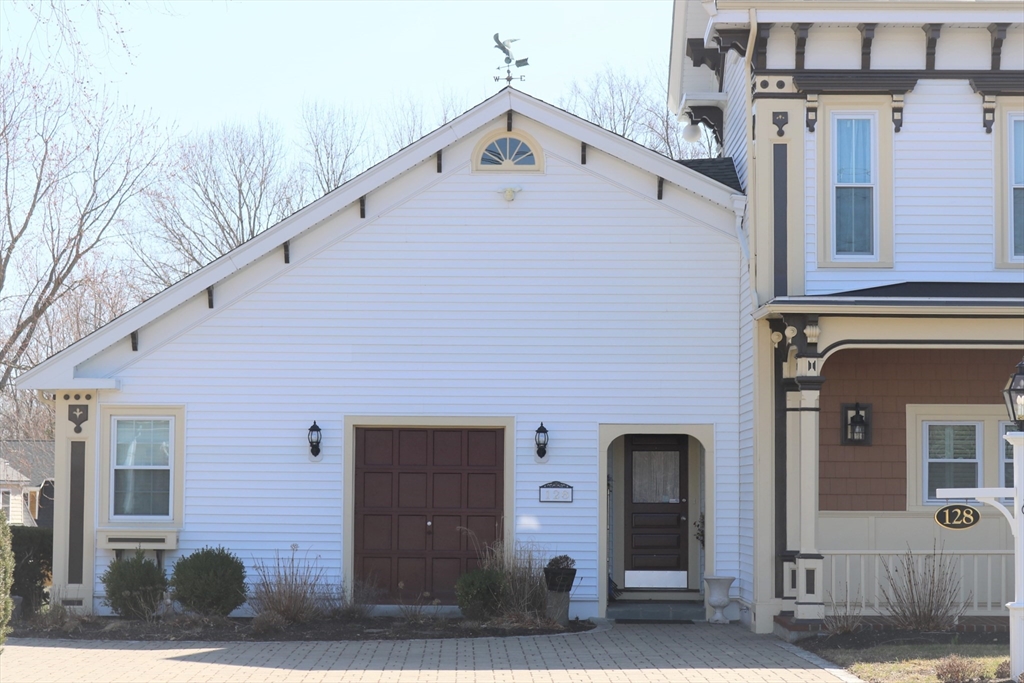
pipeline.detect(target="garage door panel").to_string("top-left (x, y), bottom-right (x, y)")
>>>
top-left (431, 473), bottom-right (462, 508)
top-left (467, 474), bottom-right (497, 508)
top-left (362, 515), bottom-right (392, 551)
top-left (399, 430), bottom-right (428, 466)
top-left (467, 515), bottom-right (497, 547)
top-left (432, 431), bottom-right (463, 466)
top-left (431, 558), bottom-right (462, 602)
top-left (364, 430), bottom-right (394, 466)
top-left (362, 473), bottom-right (393, 507)
top-left (467, 431), bottom-right (497, 467)
top-left (431, 515), bottom-right (462, 551)
top-left (397, 515), bottom-right (427, 551)
top-left (362, 557), bottom-right (391, 590)
top-left (397, 558), bottom-right (426, 600)
top-left (398, 473), bottom-right (427, 508)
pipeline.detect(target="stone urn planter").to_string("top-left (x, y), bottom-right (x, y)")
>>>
top-left (704, 575), bottom-right (735, 624)
top-left (544, 555), bottom-right (576, 626)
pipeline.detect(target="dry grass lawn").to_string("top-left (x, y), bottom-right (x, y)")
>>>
top-left (816, 644), bottom-right (1010, 683)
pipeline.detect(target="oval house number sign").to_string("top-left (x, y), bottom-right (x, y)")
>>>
top-left (934, 504), bottom-right (980, 530)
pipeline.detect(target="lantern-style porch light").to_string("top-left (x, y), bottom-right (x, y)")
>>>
top-left (535, 423), bottom-right (549, 459)
top-left (308, 421), bottom-right (322, 457)
top-left (1005, 359), bottom-right (1024, 431)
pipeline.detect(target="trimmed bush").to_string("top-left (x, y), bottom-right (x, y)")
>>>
top-left (170, 546), bottom-right (247, 616)
top-left (100, 549), bottom-right (168, 620)
top-left (10, 527), bottom-right (52, 615)
top-left (0, 511), bottom-right (14, 650)
top-left (455, 569), bottom-right (505, 621)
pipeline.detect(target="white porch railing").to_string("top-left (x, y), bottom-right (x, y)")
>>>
top-left (824, 551), bottom-right (1014, 616)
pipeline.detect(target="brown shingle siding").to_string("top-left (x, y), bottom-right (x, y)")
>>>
top-left (818, 348), bottom-right (1020, 512)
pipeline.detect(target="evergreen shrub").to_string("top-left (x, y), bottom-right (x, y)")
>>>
top-left (10, 526), bottom-right (52, 615)
top-left (455, 568), bottom-right (505, 621)
top-left (0, 512), bottom-right (14, 649)
top-left (99, 549), bottom-right (168, 620)
top-left (170, 546), bottom-right (247, 616)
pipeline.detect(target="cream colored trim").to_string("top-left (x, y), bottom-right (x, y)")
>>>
top-left (598, 423), bottom-right (715, 618)
top-left (98, 406), bottom-right (185, 531)
top-left (756, 303), bottom-right (1024, 319)
top-left (905, 404), bottom-right (1006, 510)
top-left (342, 416), bottom-right (516, 593)
top-left (471, 128), bottom-right (544, 172)
top-left (97, 530), bottom-right (178, 550)
top-left (995, 98), bottom-right (1024, 268)
top-left (817, 96), bottom-right (894, 268)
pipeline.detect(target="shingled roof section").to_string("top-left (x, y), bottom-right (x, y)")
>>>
top-left (0, 441), bottom-right (54, 486)
top-left (677, 157), bottom-right (743, 194)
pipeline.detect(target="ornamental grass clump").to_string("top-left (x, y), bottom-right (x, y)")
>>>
top-left (170, 546), bottom-right (247, 616)
top-left (879, 542), bottom-right (969, 632)
top-left (933, 654), bottom-right (985, 683)
top-left (99, 549), bottom-right (168, 620)
top-left (249, 544), bottom-right (326, 624)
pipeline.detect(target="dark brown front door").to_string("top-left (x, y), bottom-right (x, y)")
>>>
top-left (354, 428), bottom-right (503, 604)
top-left (623, 435), bottom-right (688, 588)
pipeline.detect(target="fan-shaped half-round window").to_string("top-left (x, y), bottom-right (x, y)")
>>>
top-left (472, 129), bottom-right (543, 171)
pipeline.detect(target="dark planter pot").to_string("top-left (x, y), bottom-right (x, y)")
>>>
top-left (544, 567), bottom-right (577, 593)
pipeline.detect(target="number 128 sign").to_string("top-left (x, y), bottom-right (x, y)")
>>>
top-left (934, 504), bottom-right (980, 530)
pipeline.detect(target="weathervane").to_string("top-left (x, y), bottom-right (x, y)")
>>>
top-left (493, 33), bottom-right (528, 86)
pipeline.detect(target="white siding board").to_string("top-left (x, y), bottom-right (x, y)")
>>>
top-left (88, 134), bottom-right (744, 615)
top-left (724, 50), bottom-right (749, 190)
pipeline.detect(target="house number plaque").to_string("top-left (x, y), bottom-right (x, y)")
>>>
top-left (539, 481), bottom-right (572, 503)
top-left (934, 504), bottom-right (980, 530)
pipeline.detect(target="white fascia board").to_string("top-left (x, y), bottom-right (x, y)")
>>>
top-left (668, 0), bottom-right (688, 115)
top-left (508, 94), bottom-right (739, 209)
top-left (754, 301), bottom-right (1024, 320)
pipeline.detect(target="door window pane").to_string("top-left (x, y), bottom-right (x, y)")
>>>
top-left (632, 451), bottom-right (680, 503)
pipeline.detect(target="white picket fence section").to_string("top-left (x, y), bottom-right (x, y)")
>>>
top-left (824, 551), bottom-right (1014, 616)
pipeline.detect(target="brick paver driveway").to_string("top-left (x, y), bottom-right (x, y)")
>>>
top-left (1, 623), bottom-right (859, 683)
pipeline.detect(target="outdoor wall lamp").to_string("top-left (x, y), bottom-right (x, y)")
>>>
top-left (1004, 359), bottom-right (1024, 430)
top-left (841, 403), bottom-right (871, 445)
top-left (535, 423), bottom-right (549, 459)
top-left (308, 421), bottom-right (322, 457)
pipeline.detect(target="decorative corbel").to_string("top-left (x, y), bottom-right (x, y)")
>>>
top-left (772, 111), bottom-right (789, 137)
top-left (793, 23), bottom-right (812, 71)
top-left (686, 38), bottom-right (722, 72)
top-left (923, 24), bottom-right (942, 71)
top-left (989, 24), bottom-right (1009, 70)
top-left (805, 95), bottom-right (819, 133)
top-left (858, 24), bottom-right (876, 70)
top-left (688, 106), bottom-right (724, 147)
top-left (891, 94), bottom-right (905, 133)
top-left (715, 29), bottom-right (751, 56)
top-left (753, 23), bottom-right (773, 72)
top-left (983, 94), bottom-right (997, 134)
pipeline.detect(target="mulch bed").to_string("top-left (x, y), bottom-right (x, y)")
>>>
top-left (12, 615), bottom-right (596, 642)
top-left (797, 627), bottom-right (1009, 653)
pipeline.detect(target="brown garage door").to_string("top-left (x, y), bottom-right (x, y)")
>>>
top-left (354, 427), bottom-right (503, 604)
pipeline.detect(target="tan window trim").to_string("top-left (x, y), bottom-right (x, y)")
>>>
top-left (995, 98), bottom-right (1024, 269)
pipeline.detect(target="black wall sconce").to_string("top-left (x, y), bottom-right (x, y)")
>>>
top-left (308, 421), bottom-right (322, 457)
top-left (841, 403), bottom-right (871, 445)
top-left (535, 423), bottom-right (549, 459)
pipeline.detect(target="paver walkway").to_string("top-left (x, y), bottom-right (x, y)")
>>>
top-left (0, 623), bottom-right (860, 683)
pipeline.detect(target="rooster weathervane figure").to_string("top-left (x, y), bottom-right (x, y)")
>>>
top-left (493, 33), bottom-right (529, 86)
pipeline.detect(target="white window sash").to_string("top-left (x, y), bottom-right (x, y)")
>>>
top-left (1010, 114), bottom-right (1024, 260)
top-left (922, 421), bottom-right (983, 504)
top-left (831, 112), bottom-right (879, 261)
top-left (111, 417), bottom-right (174, 519)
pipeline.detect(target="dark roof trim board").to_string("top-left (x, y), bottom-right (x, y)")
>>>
top-left (831, 282), bottom-right (1024, 299)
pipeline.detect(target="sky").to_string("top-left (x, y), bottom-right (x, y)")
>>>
top-left (1, 0), bottom-right (675, 139)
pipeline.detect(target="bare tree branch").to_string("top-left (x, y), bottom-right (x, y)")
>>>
top-left (300, 100), bottom-right (368, 197)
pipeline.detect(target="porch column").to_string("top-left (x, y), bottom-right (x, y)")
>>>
top-left (795, 360), bottom-right (825, 621)
top-left (782, 385), bottom-right (802, 609)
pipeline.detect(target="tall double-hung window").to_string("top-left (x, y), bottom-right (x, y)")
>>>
top-left (832, 115), bottom-right (877, 258)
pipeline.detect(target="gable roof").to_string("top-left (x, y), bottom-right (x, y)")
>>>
top-left (18, 87), bottom-right (745, 391)
top-left (0, 459), bottom-right (30, 486)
